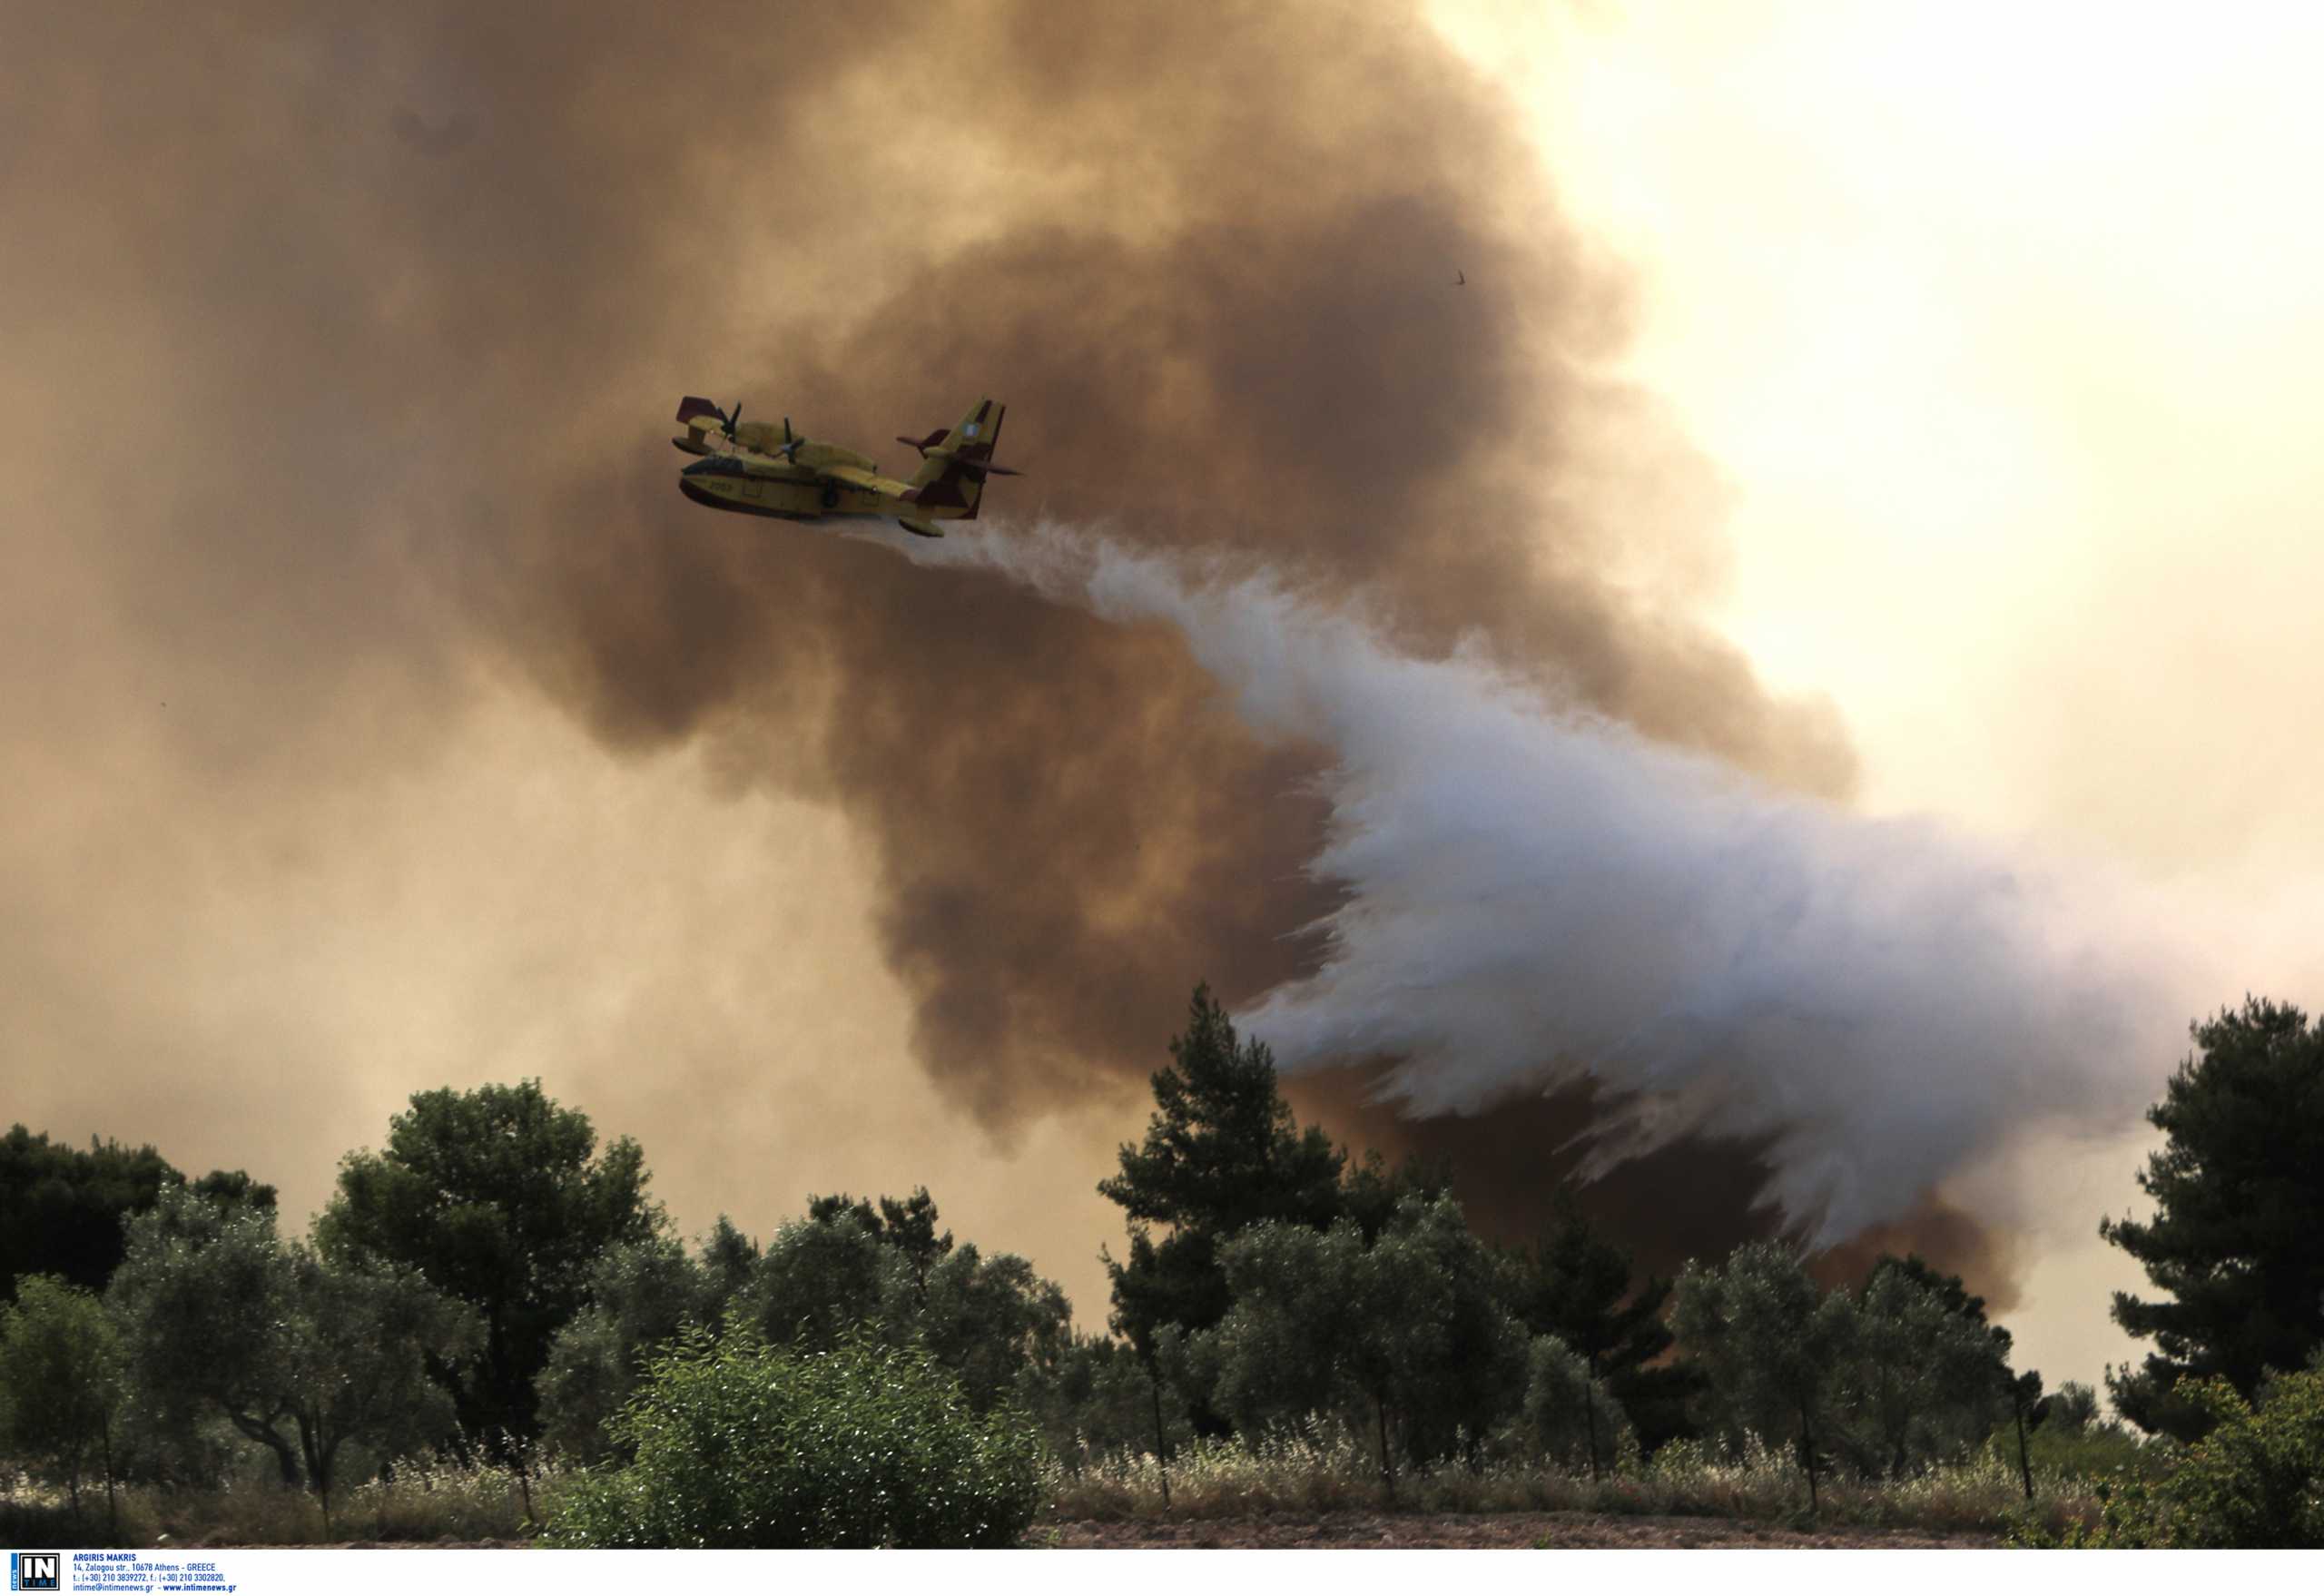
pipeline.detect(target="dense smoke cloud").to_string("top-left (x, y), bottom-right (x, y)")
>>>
top-left (5, 0), bottom-right (2111, 1305)
top-left (510, 0), bottom-right (1860, 1140)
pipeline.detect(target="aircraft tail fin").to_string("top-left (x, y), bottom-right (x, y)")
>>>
top-left (901, 398), bottom-right (1013, 519)
top-left (674, 395), bottom-right (729, 455)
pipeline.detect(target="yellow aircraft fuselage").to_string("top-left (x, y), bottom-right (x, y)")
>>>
top-left (671, 397), bottom-right (1012, 539)
top-left (676, 450), bottom-right (912, 520)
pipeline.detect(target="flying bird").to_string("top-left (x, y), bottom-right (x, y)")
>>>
top-left (1454, 269), bottom-right (1465, 286)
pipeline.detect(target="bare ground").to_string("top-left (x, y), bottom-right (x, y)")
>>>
top-left (1040, 1511), bottom-right (2003, 1549)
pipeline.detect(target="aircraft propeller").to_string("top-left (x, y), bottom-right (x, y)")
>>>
top-left (776, 417), bottom-right (805, 463)
top-left (712, 400), bottom-right (741, 440)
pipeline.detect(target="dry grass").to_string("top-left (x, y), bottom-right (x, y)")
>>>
top-left (0, 1461), bottom-right (564, 1548)
top-left (6, 1434), bottom-right (2110, 1547)
top-left (1040, 1428), bottom-right (2102, 1539)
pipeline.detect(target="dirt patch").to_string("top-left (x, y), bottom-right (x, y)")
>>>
top-left (1041, 1511), bottom-right (2002, 1549)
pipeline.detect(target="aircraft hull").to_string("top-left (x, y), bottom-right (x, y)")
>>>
top-left (677, 476), bottom-right (942, 537)
top-left (678, 470), bottom-right (886, 519)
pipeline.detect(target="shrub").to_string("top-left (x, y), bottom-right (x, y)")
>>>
top-left (2013, 1370), bottom-right (2324, 1547)
top-left (0, 1276), bottom-right (124, 1529)
top-left (543, 1328), bottom-right (1044, 1548)
top-left (1978, 1408), bottom-right (2162, 1487)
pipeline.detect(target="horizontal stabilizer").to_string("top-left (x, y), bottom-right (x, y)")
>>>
top-left (911, 448), bottom-right (1022, 480)
top-left (675, 396), bottom-right (726, 427)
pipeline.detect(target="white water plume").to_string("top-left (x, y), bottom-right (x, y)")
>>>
top-left (869, 520), bottom-right (2201, 1242)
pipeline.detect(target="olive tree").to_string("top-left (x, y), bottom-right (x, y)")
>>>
top-left (1521, 1333), bottom-right (1633, 1477)
top-left (0, 1276), bottom-right (125, 1530)
top-left (110, 1186), bottom-right (478, 1522)
top-left (1673, 1241), bottom-right (1856, 1512)
top-left (1837, 1262), bottom-right (2012, 1478)
top-left (1204, 1195), bottom-right (1527, 1486)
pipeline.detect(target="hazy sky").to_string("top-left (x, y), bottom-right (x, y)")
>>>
top-left (6, 1), bottom-right (2319, 1395)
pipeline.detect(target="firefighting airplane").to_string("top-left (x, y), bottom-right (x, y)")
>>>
top-left (670, 396), bottom-right (1018, 537)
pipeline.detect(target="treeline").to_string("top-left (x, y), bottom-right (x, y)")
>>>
top-left (0, 1083), bottom-right (1086, 1533)
top-left (1086, 987), bottom-right (2073, 1505)
top-left (4, 988), bottom-right (2320, 1545)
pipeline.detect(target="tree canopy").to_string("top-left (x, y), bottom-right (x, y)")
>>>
top-left (1505, 1193), bottom-right (1690, 1451)
top-left (1100, 985), bottom-right (1345, 1364)
top-left (808, 1187), bottom-right (953, 1301)
top-left (537, 1234), bottom-right (728, 1464)
top-left (110, 1184), bottom-right (477, 1514)
top-left (1674, 1241), bottom-right (1857, 1508)
top-left (0, 1124), bottom-right (273, 1302)
top-left (315, 1079), bottom-right (659, 1453)
top-left (1844, 1259), bottom-right (2015, 1478)
top-left (1201, 1195), bottom-right (1529, 1485)
top-left (542, 1188), bottom-right (1069, 1463)
top-left (0, 1274), bottom-right (124, 1529)
top-left (2102, 998), bottom-right (2324, 1439)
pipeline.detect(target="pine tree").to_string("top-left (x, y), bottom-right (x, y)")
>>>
top-left (1099, 985), bottom-right (1344, 1244)
top-left (1505, 1192), bottom-right (1686, 1453)
top-left (2102, 998), bottom-right (2324, 1439)
top-left (1099, 984), bottom-right (1344, 1334)
top-left (1099, 984), bottom-right (1344, 1437)
top-left (807, 1187), bottom-right (955, 1302)
top-left (1, 1126), bottom-right (274, 1302)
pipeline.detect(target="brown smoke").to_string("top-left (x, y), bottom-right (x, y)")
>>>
top-left (507, 0), bottom-right (1855, 1116)
top-left (1286, 1069), bottom-right (2020, 1310)
top-left (4, 1), bottom-right (2014, 1307)
top-left (1285, 1068), bottom-right (1787, 1282)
